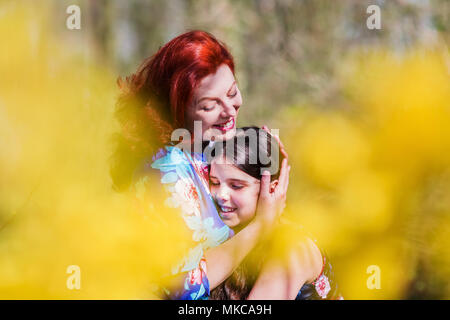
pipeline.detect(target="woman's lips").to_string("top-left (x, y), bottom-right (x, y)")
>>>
top-left (213, 117), bottom-right (235, 132)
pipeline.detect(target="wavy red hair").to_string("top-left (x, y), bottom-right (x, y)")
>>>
top-left (112, 30), bottom-right (235, 191)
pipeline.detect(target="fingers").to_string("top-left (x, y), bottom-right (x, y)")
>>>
top-left (262, 124), bottom-right (289, 194)
top-left (279, 141), bottom-right (289, 160)
top-left (262, 125), bottom-right (288, 160)
top-left (275, 163), bottom-right (289, 218)
top-left (259, 170), bottom-right (272, 199)
top-left (283, 165), bottom-right (291, 194)
top-left (269, 131), bottom-right (287, 157)
top-left (276, 158), bottom-right (289, 194)
top-left (274, 134), bottom-right (288, 160)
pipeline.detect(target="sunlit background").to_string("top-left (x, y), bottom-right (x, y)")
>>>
top-left (0, 0), bottom-right (449, 299)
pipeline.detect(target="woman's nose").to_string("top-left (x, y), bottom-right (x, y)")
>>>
top-left (221, 100), bottom-right (239, 118)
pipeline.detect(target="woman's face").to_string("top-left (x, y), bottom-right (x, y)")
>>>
top-left (209, 157), bottom-right (260, 231)
top-left (185, 64), bottom-right (242, 142)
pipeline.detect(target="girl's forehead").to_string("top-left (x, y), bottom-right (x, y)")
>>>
top-left (210, 159), bottom-right (259, 183)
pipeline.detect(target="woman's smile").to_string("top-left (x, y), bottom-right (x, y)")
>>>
top-left (213, 117), bottom-right (235, 132)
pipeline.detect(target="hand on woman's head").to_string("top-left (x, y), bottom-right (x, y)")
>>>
top-left (255, 157), bottom-right (290, 228)
top-left (262, 125), bottom-right (289, 160)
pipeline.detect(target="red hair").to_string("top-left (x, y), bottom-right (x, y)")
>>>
top-left (111, 30), bottom-right (235, 191)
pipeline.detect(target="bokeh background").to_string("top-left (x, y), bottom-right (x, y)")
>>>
top-left (0, 0), bottom-right (449, 299)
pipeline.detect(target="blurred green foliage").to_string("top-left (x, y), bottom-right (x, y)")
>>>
top-left (50, 0), bottom-right (449, 124)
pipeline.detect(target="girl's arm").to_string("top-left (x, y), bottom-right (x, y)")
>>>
top-left (161, 215), bottom-right (269, 299)
top-left (204, 216), bottom-right (265, 290)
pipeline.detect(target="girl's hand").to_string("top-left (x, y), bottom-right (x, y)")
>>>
top-left (262, 125), bottom-right (289, 160)
top-left (255, 157), bottom-right (290, 230)
top-left (257, 125), bottom-right (290, 226)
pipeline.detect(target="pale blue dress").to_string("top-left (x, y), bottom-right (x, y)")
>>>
top-left (132, 145), bottom-right (233, 299)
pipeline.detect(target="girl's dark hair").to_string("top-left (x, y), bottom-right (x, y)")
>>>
top-left (209, 126), bottom-right (284, 300)
top-left (211, 126), bottom-right (282, 181)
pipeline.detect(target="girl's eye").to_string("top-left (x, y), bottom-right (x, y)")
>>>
top-left (231, 184), bottom-right (243, 190)
top-left (229, 90), bottom-right (237, 98)
top-left (210, 180), bottom-right (219, 186)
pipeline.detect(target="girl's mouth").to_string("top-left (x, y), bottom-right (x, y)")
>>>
top-left (218, 204), bottom-right (237, 218)
top-left (213, 118), bottom-right (235, 132)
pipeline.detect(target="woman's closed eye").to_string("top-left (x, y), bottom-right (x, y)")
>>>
top-left (228, 89), bottom-right (237, 98)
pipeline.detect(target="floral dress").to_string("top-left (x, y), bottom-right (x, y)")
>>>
top-left (133, 145), bottom-right (233, 300)
top-left (296, 249), bottom-right (343, 300)
top-left (279, 223), bottom-right (343, 300)
top-left (263, 223), bottom-right (343, 300)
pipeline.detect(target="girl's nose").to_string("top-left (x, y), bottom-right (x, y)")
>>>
top-left (216, 186), bottom-right (230, 202)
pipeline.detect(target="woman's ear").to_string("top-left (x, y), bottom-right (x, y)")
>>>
top-left (270, 180), bottom-right (279, 193)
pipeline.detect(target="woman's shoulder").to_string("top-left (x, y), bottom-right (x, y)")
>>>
top-left (150, 145), bottom-right (191, 168)
top-left (132, 145), bottom-right (189, 179)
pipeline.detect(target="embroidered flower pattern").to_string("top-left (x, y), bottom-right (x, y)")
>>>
top-left (170, 178), bottom-right (201, 217)
top-left (188, 267), bottom-right (202, 285)
top-left (314, 274), bottom-right (331, 299)
top-left (200, 163), bottom-right (209, 184)
top-left (188, 258), bottom-right (207, 285)
top-left (190, 152), bottom-right (211, 190)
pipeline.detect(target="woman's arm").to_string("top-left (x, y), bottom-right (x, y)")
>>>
top-left (160, 216), bottom-right (268, 299)
top-left (204, 217), bottom-right (264, 290)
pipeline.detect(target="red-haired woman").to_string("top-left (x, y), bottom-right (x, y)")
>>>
top-left (111, 31), bottom-right (289, 299)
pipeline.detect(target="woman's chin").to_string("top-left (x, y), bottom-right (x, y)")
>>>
top-left (204, 127), bottom-right (236, 142)
top-left (221, 128), bottom-right (237, 140)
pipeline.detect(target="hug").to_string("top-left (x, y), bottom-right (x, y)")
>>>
top-left (112, 30), bottom-right (342, 300)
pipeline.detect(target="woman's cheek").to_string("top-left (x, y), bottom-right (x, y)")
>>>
top-left (235, 91), bottom-right (243, 108)
top-left (202, 111), bottom-right (220, 134)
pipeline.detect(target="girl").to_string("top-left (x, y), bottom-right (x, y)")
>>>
top-left (112, 31), bottom-right (290, 299)
top-left (209, 127), bottom-right (342, 300)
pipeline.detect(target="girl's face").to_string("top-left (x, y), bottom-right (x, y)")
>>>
top-left (185, 64), bottom-right (242, 142)
top-left (209, 158), bottom-right (260, 231)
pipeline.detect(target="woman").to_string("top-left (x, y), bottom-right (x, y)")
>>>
top-left (208, 127), bottom-right (342, 300)
top-left (111, 30), bottom-right (289, 299)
